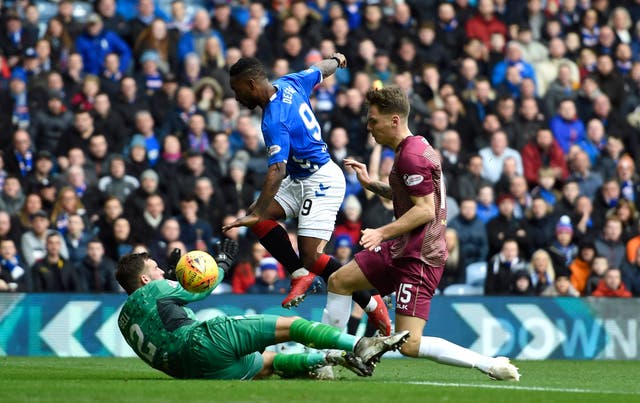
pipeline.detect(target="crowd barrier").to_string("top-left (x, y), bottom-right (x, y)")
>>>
top-left (0, 294), bottom-right (638, 359)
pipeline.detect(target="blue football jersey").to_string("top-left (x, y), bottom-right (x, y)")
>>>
top-left (261, 66), bottom-right (331, 179)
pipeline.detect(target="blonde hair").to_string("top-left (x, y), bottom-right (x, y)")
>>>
top-left (529, 249), bottom-right (555, 282)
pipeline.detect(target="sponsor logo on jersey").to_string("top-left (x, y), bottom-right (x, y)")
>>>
top-left (403, 174), bottom-right (424, 186)
top-left (268, 145), bottom-right (282, 156)
top-left (166, 280), bottom-right (178, 288)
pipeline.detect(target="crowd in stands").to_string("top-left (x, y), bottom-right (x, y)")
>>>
top-left (0, 0), bottom-right (640, 299)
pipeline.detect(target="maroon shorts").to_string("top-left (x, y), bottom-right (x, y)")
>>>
top-left (354, 241), bottom-right (443, 321)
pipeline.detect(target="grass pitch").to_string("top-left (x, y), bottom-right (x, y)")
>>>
top-left (0, 357), bottom-right (638, 403)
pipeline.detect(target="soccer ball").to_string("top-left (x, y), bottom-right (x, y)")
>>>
top-left (175, 250), bottom-right (219, 293)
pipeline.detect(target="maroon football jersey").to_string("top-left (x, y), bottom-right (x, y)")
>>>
top-left (388, 136), bottom-right (448, 266)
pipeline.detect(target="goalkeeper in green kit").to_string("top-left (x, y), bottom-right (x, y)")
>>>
top-left (116, 239), bottom-right (409, 380)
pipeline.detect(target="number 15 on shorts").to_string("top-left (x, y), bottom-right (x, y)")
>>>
top-left (396, 283), bottom-right (412, 310)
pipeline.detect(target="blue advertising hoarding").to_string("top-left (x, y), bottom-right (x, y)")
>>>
top-left (0, 294), bottom-right (638, 359)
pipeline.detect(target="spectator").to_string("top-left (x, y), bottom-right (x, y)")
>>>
top-left (521, 128), bottom-right (568, 187)
top-left (97, 154), bottom-right (140, 204)
top-left (133, 110), bottom-right (161, 166)
top-left (485, 238), bottom-right (528, 295)
top-left (0, 238), bottom-right (30, 292)
top-left (56, 109), bottom-right (97, 165)
top-left (176, 196), bottom-right (213, 252)
top-left (479, 131), bottom-right (523, 184)
top-left (585, 255), bottom-right (610, 296)
top-left (547, 215), bottom-right (578, 271)
top-left (79, 238), bottom-right (119, 292)
top-left (511, 269), bottom-right (535, 296)
top-left (147, 217), bottom-right (181, 268)
top-left (125, 135), bottom-right (150, 178)
top-left (525, 197), bottom-right (555, 254)
top-left (92, 93), bottom-right (128, 154)
top-left (21, 209), bottom-right (70, 268)
top-left (465, 0), bottom-right (507, 48)
top-left (528, 249), bottom-right (555, 295)
top-left (112, 77), bottom-right (149, 133)
top-left (449, 199), bottom-right (489, 273)
top-left (476, 184), bottom-right (499, 224)
top-left (31, 232), bottom-right (82, 292)
top-left (4, 130), bottom-right (35, 181)
top-left (50, 186), bottom-right (87, 236)
top-left (0, 176), bottom-right (25, 217)
top-left (75, 13), bottom-right (131, 76)
top-left (492, 41), bottom-right (537, 93)
top-left (568, 149), bottom-right (603, 201)
top-left (247, 256), bottom-right (290, 294)
top-left (569, 241), bottom-right (597, 296)
top-left (193, 176), bottom-right (229, 237)
top-left (96, 0), bottom-right (129, 42)
top-left (541, 267), bottom-right (580, 297)
top-left (486, 193), bottom-right (529, 257)
top-left (549, 99), bottom-right (586, 155)
top-left (621, 245), bottom-right (640, 296)
top-left (106, 217), bottom-right (134, 261)
top-left (130, 194), bottom-right (167, 245)
top-left (29, 90), bottom-right (73, 154)
top-left (591, 267), bottom-right (632, 297)
top-left (64, 213), bottom-right (91, 269)
top-left (594, 216), bottom-right (626, 270)
top-left (231, 239), bottom-right (264, 294)
top-left (177, 9), bottom-right (226, 62)
top-left (457, 155), bottom-right (491, 202)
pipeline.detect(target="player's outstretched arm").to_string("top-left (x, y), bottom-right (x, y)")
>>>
top-left (344, 158), bottom-right (393, 199)
top-left (314, 52), bottom-right (347, 79)
top-left (222, 162), bottom-right (287, 231)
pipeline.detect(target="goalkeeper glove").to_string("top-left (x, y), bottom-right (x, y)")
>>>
top-left (212, 238), bottom-right (239, 274)
top-left (165, 248), bottom-right (181, 281)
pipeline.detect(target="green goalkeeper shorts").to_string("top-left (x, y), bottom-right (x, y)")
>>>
top-left (185, 314), bottom-right (280, 380)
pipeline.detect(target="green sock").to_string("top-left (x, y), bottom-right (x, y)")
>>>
top-left (290, 318), bottom-right (358, 351)
top-left (272, 352), bottom-right (326, 378)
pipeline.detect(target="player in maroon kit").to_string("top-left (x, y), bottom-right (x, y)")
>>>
top-left (321, 86), bottom-right (520, 380)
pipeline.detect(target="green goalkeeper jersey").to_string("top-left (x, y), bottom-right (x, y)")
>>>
top-left (118, 279), bottom-right (216, 378)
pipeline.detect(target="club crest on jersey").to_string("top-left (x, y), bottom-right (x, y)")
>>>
top-left (403, 174), bottom-right (424, 186)
top-left (268, 145), bottom-right (282, 157)
top-left (166, 280), bottom-right (179, 288)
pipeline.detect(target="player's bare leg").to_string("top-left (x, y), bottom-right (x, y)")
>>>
top-left (394, 314), bottom-right (520, 381)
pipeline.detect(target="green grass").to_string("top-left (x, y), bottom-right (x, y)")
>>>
top-left (0, 357), bottom-right (638, 403)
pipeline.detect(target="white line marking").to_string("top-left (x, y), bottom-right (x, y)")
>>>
top-left (390, 381), bottom-right (639, 395)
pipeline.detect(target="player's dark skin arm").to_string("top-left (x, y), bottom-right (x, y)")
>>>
top-left (313, 53), bottom-right (347, 79)
top-left (222, 162), bottom-right (287, 231)
top-left (252, 162), bottom-right (287, 216)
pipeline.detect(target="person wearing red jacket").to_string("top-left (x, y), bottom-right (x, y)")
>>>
top-left (521, 128), bottom-right (568, 187)
top-left (591, 267), bottom-right (633, 298)
top-left (465, 0), bottom-right (507, 48)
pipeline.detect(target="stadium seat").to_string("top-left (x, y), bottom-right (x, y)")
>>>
top-left (465, 262), bottom-right (487, 287)
top-left (442, 284), bottom-right (484, 296)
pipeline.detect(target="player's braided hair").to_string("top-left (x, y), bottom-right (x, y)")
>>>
top-left (116, 252), bottom-right (150, 295)
top-left (229, 57), bottom-right (267, 80)
top-left (365, 85), bottom-right (410, 117)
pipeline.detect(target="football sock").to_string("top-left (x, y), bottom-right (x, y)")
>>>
top-left (272, 352), bottom-right (326, 378)
top-left (346, 315), bottom-right (361, 335)
top-left (311, 254), bottom-right (374, 309)
top-left (321, 292), bottom-right (352, 331)
top-left (252, 220), bottom-right (305, 276)
top-left (290, 318), bottom-right (357, 351)
top-left (418, 336), bottom-right (495, 372)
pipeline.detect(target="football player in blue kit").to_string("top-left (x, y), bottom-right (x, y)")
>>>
top-left (222, 54), bottom-right (390, 335)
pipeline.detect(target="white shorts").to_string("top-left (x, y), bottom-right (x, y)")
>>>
top-left (275, 160), bottom-right (346, 240)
